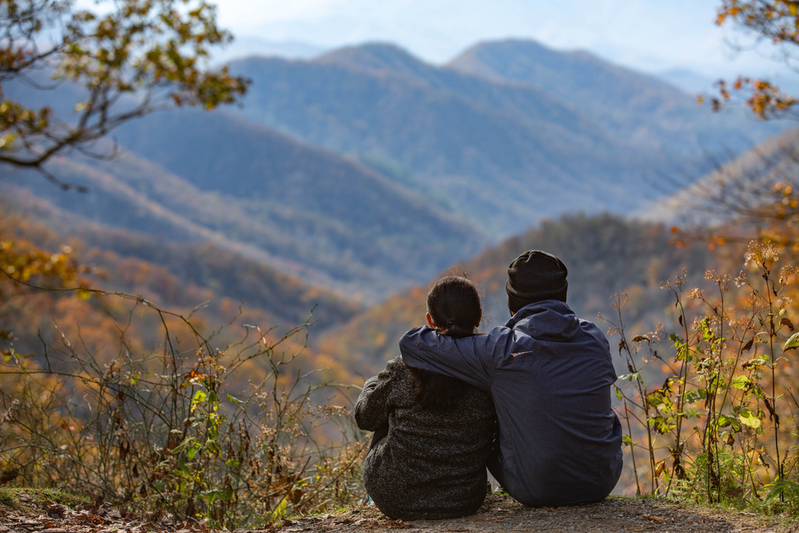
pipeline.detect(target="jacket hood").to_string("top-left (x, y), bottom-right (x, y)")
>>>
top-left (504, 299), bottom-right (581, 342)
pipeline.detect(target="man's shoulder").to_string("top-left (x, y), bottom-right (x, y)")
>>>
top-left (577, 318), bottom-right (612, 350)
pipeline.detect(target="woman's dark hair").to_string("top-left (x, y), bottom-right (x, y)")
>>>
top-left (410, 276), bottom-right (481, 410)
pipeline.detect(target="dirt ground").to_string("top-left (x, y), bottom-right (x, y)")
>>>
top-left (1, 491), bottom-right (797, 533)
top-left (277, 494), bottom-right (798, 533)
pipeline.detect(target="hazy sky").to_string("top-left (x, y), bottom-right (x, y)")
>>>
top-left (213, 0), bottom-right (797, 79)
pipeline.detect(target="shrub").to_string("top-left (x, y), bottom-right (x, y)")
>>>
top-left (0, 293), bottom-right (366, 529)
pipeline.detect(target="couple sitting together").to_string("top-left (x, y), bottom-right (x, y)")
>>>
top-left (354, 250), bottom-right (623, 520)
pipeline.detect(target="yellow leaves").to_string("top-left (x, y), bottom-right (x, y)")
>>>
top-left (707, 77), bottom-right (798, 118)
top-left (0, 234), bottom-right (88, 309)
top-left (0, 0), bottom-right (247, 168)
top-left (711, 2), bottom-right (799, 116)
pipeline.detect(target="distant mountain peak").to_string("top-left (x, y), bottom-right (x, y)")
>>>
top-left (314, 42), bottom-right (434, 79)
top-left (448, 38), bottom-right (616, 81)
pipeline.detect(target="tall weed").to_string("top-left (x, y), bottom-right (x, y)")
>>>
top-left (610, 240), bottom-right (799, 513)
top-left (0, 290), bottom-right (366, 528)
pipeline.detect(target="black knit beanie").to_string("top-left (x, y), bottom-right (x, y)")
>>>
top-left (506, 250), bottom-right (568, 313)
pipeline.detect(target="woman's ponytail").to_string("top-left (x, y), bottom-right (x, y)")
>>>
top-left (410, 275), bottom-right (482, 410)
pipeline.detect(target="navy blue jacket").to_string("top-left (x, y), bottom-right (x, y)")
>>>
top-left (399, 300), bottom-right (622, 506)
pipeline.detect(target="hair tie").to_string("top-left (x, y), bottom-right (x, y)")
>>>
top-left (446, 319), bottom-right (457, 328)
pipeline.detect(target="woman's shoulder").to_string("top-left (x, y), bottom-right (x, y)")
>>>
top-left (377, 356), bottom-right (413, 389)
top-left (384, 355), bottom-right (411, 375)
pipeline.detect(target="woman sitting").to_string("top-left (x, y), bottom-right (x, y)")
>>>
top-left (354, 276), bottom-right (496, 520)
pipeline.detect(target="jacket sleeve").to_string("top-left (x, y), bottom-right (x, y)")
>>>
top-left (353, 359), bottom-right (399, 431)
top-left (399, 326), bottom-right (508, 391)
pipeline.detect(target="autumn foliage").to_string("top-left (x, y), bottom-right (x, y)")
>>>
top-left (0, 0), bottom-right (247, 186)
top-left (711, 1), bottom-right (799, 117)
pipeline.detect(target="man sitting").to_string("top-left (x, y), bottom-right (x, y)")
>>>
top-left (399, 250), bottom-right (622, 506)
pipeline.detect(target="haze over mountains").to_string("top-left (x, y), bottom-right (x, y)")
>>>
top-left (2, 38), bottom-right (787, 307)
top-left (227, 40), bottom-right (783, 236)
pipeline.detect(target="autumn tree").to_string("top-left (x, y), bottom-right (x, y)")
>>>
top-left (0, 0), bottom-right (247, 189)
top-left (712, 0), bottom-right (799, 118)
top-left (663, 2), bottom-right (799, 246)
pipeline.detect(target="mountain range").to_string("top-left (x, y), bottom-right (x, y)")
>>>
top-left (226, 40), bottom-right (784, 236)
top-left (2, 38), bottom-right (787, 305)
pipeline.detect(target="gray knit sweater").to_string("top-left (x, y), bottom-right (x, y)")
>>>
top-left (355, 357), bottom-right (496, 520)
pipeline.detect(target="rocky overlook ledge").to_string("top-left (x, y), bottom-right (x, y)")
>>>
top-left (273, 494), bottom-right (793, 533)
top-left (1, 492), bottom-right (795, 533)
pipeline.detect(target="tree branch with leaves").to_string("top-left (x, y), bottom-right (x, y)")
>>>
top-left (0, 0), bottom-right (248, 189)
top-left (711, 0), bottom-right (799, 118)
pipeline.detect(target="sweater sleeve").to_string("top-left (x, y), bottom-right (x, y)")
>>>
top-left (353, 358), bottom-right (400, 431)
top-left (399, 326), bottom-right (507, 391)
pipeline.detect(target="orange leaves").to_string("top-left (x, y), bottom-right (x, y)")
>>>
top-left (708, 77), bottom-right (797, 119)
top-left (747, 79), bottom-right (797, 118)
top-left (710, 1), bottom-right (799, 118)
top-left (716, 1), bottom-right (743, 25)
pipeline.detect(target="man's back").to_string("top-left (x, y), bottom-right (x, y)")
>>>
top-left (400, 300), bottom-right (623, 506)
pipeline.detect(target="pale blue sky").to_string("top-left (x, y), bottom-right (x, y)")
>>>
top-left (213, 0), bottom-right (796, 79)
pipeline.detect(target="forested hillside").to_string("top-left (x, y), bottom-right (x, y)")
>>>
top-left (638, 125), bottom-right (799, 228)
top-left (448, 39), bottom-right (754, 152)
top-left (1, 197), bottom-right (362, 381)
top-left (227, 40), bottom-right (784, 236)
top-left (1, 115), bottom-right (485, 301)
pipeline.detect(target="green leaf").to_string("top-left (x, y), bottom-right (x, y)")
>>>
top-left (732, 375), bottom-right (753, 390)
top-left (784, 332), bottom-right (799, 351)
top-left (646, 394), bottom-right (663, 407)
top-left (739, 409), bottom-right (762, 429)
top-left (206, 439), bottom-right (222, 456)
top-left (190, 390), bottom-right (207, 412)
top-left (684, 389), bottom-right (707, 403)
top-left (649, 416), bottom-right (676, 434)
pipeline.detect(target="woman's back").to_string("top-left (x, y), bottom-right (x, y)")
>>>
top-left (355, 356), bottom-right (496, 520)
